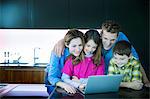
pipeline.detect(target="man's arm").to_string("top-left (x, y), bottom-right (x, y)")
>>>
top-left (52, 39), bottom-right (65, 57)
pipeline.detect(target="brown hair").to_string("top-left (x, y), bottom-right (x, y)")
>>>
top-left (64, 29), bottom-right (85, 65)
top-left (84, 29), bottom-right (102, 66)
top-left (101, 20), bottom-right (121, 34)
top-left (113, 40), bottom-right (131, 57)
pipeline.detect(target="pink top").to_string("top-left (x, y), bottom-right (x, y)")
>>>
top-left (62, 56), bottom-right (105, 79)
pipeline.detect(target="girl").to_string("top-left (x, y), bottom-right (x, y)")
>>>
top-left (61, 29), bottom-right (105, 89)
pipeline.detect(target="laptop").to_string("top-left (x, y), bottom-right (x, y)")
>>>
top-left (78, 74), bottom-right (123, 94)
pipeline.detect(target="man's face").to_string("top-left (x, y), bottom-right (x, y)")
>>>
top-left (102, 30), bottom-right (118, 50)
top-left (113, 53), bottom-right (130, 68)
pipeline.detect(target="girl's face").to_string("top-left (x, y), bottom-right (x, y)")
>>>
top-left (84, 39), bottom-right (97, 56)
top-left (113, 53), bottom-right (130, 68)
top-left (67, 37), bottom-right (83, 57)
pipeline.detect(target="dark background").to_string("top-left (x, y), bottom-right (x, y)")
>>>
top-left (0, 0), bottom-right (149, 77)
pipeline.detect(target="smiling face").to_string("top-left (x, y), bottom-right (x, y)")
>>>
top-left (67, 37), bottom-right (83, 57)
top-left (113, 53), bottom-right (130, 67)
top-left (84, 39), bottom-right (97, 56)
top-left (102, 30), bottom-right (118, 50)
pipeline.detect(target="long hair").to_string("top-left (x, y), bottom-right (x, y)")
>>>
top-left (64, 29), bottom-right (85, 65)
top-left (84, 29), bottom-right (102, 66)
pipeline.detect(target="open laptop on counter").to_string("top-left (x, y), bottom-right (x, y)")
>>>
top-left (78, 74), bottom-right (123, 94)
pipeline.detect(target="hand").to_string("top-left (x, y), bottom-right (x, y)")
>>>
top-left (144, 82), bottom-right (150, 87)
top-left (72, 76), bottom-right (80, 83)
top-left (57, 82), bottom-right (76, 94)
top-left (52, 39), bottom-right (65, 57)
top-left (79, 84), bottom-right (86, 90)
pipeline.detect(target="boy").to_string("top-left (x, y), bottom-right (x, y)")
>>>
top-left (108, 40), bottom-right (143, 90)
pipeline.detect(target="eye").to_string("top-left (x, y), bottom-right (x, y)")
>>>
top-left (92, 46), bottom-right (97, 49)
top-left (110, 39), bottom-right (115, 42)
top-left (104, 37), bottom-right (108, 40)
top-left (79, 44), bottom-right (83, 47)
top-left (120, 58), bottom-right (125, 60)
top-left (72, 45), bottom-right (76, 47)
top-left (87, 45), bottom-right (90, 47)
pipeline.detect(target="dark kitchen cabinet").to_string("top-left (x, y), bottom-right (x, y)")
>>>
top-left (32, 0), bottom-right (68, 28)
top-left (1, 0), bottom-right (30, 28)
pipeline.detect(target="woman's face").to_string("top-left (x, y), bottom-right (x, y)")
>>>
top-left (84, 39), bottom-right (97, 56)
top-left (67, 37), bottom-right (83, 57)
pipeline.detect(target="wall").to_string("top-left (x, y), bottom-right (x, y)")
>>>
top-left (0, 0), bottom-right (149, 76)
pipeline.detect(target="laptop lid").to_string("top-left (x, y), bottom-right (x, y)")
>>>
top-left (82, 74), bottom-right (123, 94)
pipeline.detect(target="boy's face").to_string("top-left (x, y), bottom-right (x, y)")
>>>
top-left (113, 53), bottom-right (130, 68)
top-left (67, 37), bottom-right (83, 57)
top-left (102, 30), bottom-right (118, 50)
top-left (84, 39), bottom-right (97, 56)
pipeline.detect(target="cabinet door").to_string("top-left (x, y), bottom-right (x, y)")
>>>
top-left (69, 0), bottom-right (104, 28)
top-left (0, 68), bottom-right (45, 83)
top-left (32, 0), bottom-right (68, 28)
top-left (1, 0), bottom-right (30, 28)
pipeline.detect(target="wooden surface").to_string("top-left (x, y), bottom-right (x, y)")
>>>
top-left (0, 66), bottom-right (45, 84)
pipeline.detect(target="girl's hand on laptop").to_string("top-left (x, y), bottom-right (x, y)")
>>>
top-left (79, 84), bottom-right (86, 90)
top-left (72, 76), bottom-right (80, 83)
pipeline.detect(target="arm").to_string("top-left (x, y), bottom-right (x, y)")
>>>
top-left (52, 39), bottom-right (65, 57)
top-left (120, 80), bottom-right (143, 90)
top-left (47, 52), bottom-right (62, 86)
top-left (61, 73), bottom-right (81, 88)
top-left (140, 66), bottom-right (150, 87)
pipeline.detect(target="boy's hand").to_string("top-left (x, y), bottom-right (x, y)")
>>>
top-left (52, 39), bottom-right (65, 57)
top-left (144, 82), bottom-right (150, 87)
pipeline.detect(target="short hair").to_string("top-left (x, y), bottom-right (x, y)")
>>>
top-left (113, 40), bottom-right (131, 57)
top-left (64, 29), bottom-right (85, 65)
top-left (84, 29), bottom-right (102, 66)
top-left (101, 20), bottom-right (121, 34)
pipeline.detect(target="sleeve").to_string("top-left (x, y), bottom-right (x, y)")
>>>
top-left (80, 78), bottom-right (88, 84)
top-left (96, 56), bottom-right (105, 75)
top-left (62, 57), bottom-right (74, 76)
top-left (118, 32), bottom-right (139, 59)
top-left (108, 59), bottom-right (116, 75)
top-left (47, 52), bottom-right (62, 86)
top-left (131, 60), bottom-right (142, 82)
top-left (61, 73), bottom-right (81, 88)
